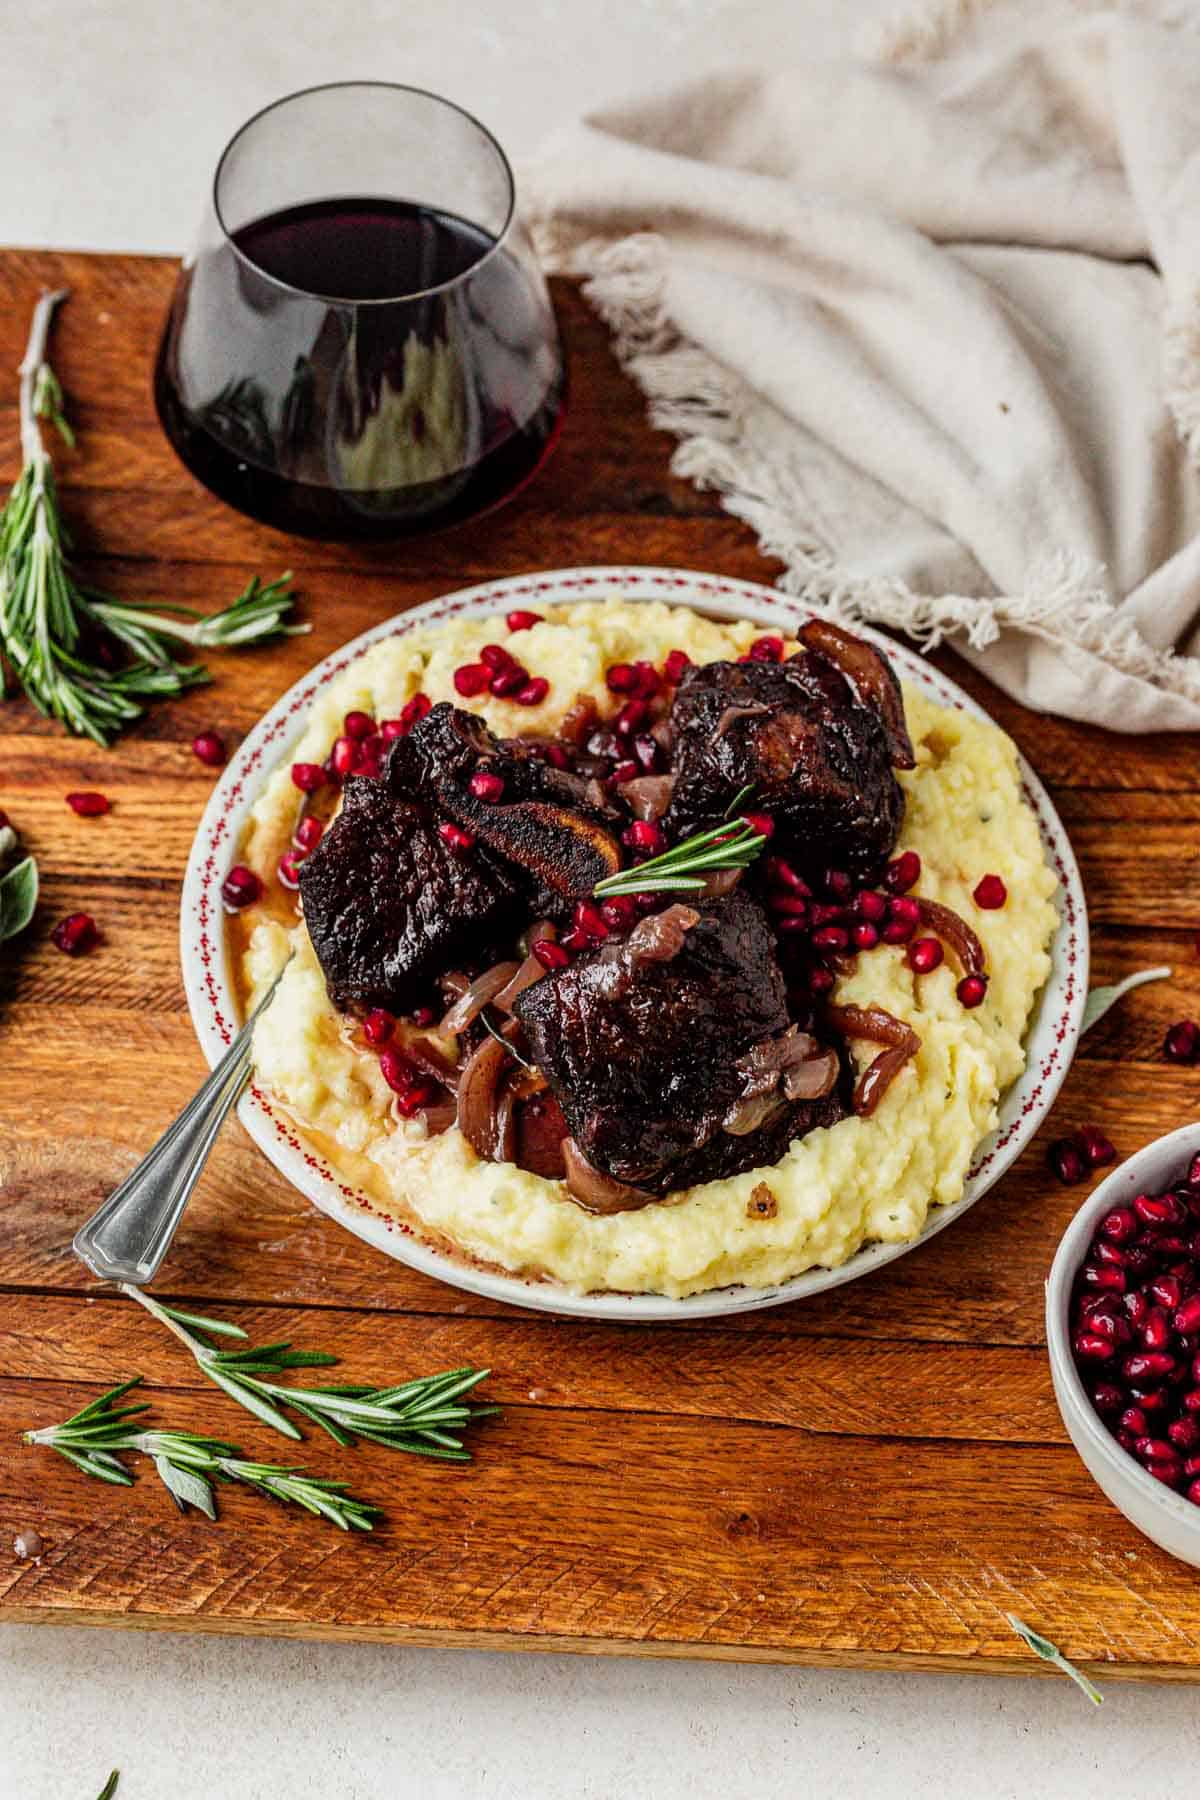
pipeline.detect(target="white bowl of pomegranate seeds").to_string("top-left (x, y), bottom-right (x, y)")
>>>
top-left (1048, 1123), bottom-right (1200, 1567)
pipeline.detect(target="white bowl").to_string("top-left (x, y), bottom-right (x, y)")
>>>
top-left (181, 564), bottom-right (1089, 1321)
top-left (1047, 1122), bottom-right (1200, 1568)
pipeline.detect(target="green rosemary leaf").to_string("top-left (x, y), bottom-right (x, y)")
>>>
top-left (60, 1377), bottom-right (146, 1427)
top-left (158, 1304), bottom-right (249, 1341)
top-left (286, 1400), bottom-right (356, 1447)
top-left (594, 817), bottom-right (767, 900)
top-left (1082, 966), bottom-right (1172, 1034)
top-left (32, 359), bottom-right (74, 448)
top-left (96, 1772), bottom-right (120, 1800)
top-left (55, 1445), bottom-right (135, 1487)
top-left (723, 782), bottom-right (756, 818)
top-left (1006, 1615), bottom-right (1104, 1706)
top-left (153, 1455), bottom-right (218, 1520)
top-left (0, 854), bottom-right (38, 943)
top-left (203, 1365), bottom-right (305, 1441)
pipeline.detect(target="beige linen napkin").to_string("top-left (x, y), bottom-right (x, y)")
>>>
top-left (524, 0), bottom-right (1200, 731)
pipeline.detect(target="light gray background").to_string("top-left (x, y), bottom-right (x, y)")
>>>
top-left (2, 0), bottom-right (1189, 1793)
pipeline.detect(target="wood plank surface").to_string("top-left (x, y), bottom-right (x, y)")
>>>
top-left (2, 246), bottom-right (1200, 1679)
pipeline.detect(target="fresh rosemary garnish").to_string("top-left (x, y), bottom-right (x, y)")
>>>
top-left (594, 816), bottom-right (767, 899)
top-left (96, 1773), bottom-right (119, 1800)
top-left (0, 290), bottom-right (307, 745)
top-left (24, 1381), bottom-right (379, 1532)
top-left (1006, 1614), bottom-right (1104, 1705)
top-left (123, 1286), bottom-right (496, 1459)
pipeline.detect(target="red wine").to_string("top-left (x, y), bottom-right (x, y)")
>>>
top-left (154, 197), bottom-right (565, 540)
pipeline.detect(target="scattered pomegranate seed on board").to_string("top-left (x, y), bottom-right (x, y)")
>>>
top-left (51, 912), bottom-right (98, 956)
top-left (192, 730), bottom-right (225, 767)
top-left (1164, 1020), bottom-right (1200, 1063)
top-left (65, 791), bottom-right (110, 816)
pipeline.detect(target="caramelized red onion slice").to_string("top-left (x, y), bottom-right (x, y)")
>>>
top-left (407, 1034), bottom-right (461, 1094)
top-left (722, 1092), bottom-right (790, 1137)
top-left (561, 1138), bottom-right (658, 1214)
top-left (493, 954), bottom-right (549, 1012)
top-left (701, 866), bottom-right (743, 900)
top-left (624, 904), bottom-right (700, 966)
top-left (415, 1099), bottom-right (458, 1136)
top-left (798, 618), bottom-right (915, 769)
top-left (456, 1034), bottom-right (515, 1161)
top-left (914, 898), bottom-right (986, 978)
top-left (724, 1027), bottom-right (840, 1133)
top-left (713, 701), bottom-right (769, 741)
top-left (621, 773), bottom-right (675, 821)
top-left (440, 961), bottom-right (521, 1034)
top-left (560, 692), bottom-right (600, 745)
top-left (824, 1001), bottom-right (921, 1118)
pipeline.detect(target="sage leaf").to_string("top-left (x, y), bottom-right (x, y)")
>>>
top-left (1082, 966), bottom-right (1172, 1034)
top-left (0, 854), bottom-right (38, 943)
top-left (1006, 1614), bottom-right (1104, 1705)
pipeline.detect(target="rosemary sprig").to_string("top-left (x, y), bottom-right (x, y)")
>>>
top-left (96, 1774), bottom-right (119, 1800)
top-left (24, 1380), bottom-right (378, 1532)
top-left (1006, 1614), bottom-right (1104, 1705)
top-left (0, 291), bottom-right (306, 745)
top-left (594, 816), bottom-right (767, 899)
top-left (124, 1286), bottom-right (497, 1460)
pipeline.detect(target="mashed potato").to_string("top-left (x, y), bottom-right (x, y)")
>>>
top-left (241, 598), bottom-right (1058, 1297)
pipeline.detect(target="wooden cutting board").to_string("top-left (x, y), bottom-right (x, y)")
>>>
top-left (2, 246), bottom-right (1200, 1681)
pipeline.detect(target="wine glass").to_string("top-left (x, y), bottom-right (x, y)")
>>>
top-left (154, 82), bottom-right (566, 541)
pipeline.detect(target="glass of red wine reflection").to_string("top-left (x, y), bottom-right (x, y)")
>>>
top-left (155, 82), bottom-right (566, 540)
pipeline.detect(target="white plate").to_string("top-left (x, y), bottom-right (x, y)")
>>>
top-left (181, 566), bottom-right (1089, 1321)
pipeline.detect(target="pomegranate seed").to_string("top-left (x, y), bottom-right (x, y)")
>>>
top-left (397, 1081), bottom-right (439, 1117)
top-left (220, 865), bottom-right (261, 911)
top-left (851, 921), bottom-right (879, 950)
top-left (1188, 1153), bottom-right (1200, 1189)
top-left (771, 896), bottom-right (810, 922)
top-left (889, 895), bottom-right (920, 925)
top-left (479, 643), bottom-right (515, 672)
top-left (1131, 1387), bottom-right (1169, 1411)
top-left (291, 762), bottom-right (325, 794)
top-left (599, 897), bottom-right (639, 931)
top-left (490, 665), bottom-right (529, 697)
top-left (1170, 1417), bottom-right (1200, 1452)
top-left (606, 663), bottom-right (638, 693)
top-left (1150, 1274), bottom-right (1185, 1310)
top-left (1123, 1351), bottom-right (1177, 1381)
top-left (1135, 1437), bottom-right (1180, 1465)
top-left (1135, 1191), bottom-right (1189, 1228)
top-left (51, 912), bottom-right (99, 956)
top-left (379, 1046), bottom-right (418, 1095)
top-left (362, 1008), bottom-right (395, 1047)
top-left (453, 663), bottom-right (490, 698)
top-left (623, 820), bottom-right (666, 856)
top-left (1088, 1308), bottom-right (1130, 1343)
top-left (1094, 1239), bottom-right (1128, 1268)
top-left (322, 755), bottom-right (344, 788)
top-left (631, 661), bottom-right (661, 699)
top-left (855, 890), bottom-right (887, 922)
top-left (808, 967), bottom-right (835, 996)
top-left (1101, 1206), bottom-right (1138, 1244)
top-left (1140, 1308), bottom-right (1171, 1351)
top-left (506, 609), bottom-right (542, 631)
top-left (531, 938), bottom-right (571, 971)
top-left (437, 821), bottom-right (474, 853)
top-left (516, 677), bottom-right (550, 706)
top-left (1146, 1458), bottom-right (1184, 1487)
top-left (615, 698), bottom-right (649, 735)
top-left (907, 936), bottom-right (944, 975)
top-left (957, 975), bottom-right (988, 1008)
top-left (469, 770), bottom-right (505, 802)
top-left (884, 850), bottom-right (921, 894)
top-left (1117, 1428), bottom-right (1139, 1452)
top-left (330, 736), bottom-right (360, 778)
top-left (343, 710), bottom-right (375, 741)
top-left (972, 874), bottom-right (1007, 909)
top-left (1121, 1407), bottom-right (1149, 1436)
top-left (612, 760), bottom-right (640, 784)
top-left (1077, 1125), bottom-right (1117, 1168)
top-left (663, 649), bottom-right (691, 683)
top-left (573, 900), bottom-right (610, 943)
top-left (544, 745), bottom-right (569, 770)
top-left (192, 730), bottom-right (226, 768)
top-left (1164, 1020), bottom-right (1200, 1063)
top-left (882, 917), bottom-right (917, 946)
top-left (1092, 1383), bottom-right (1124, 1415)
top-left (1175, 1295), bottom-right (1200, 1335)
top-left (812, 924), bottom-right (849, 952)
top-left (748, 634), bottom-right (784, 663)
top-left (357, 739), bottom-right (384, 779)
top-left (1080, 1262), bottom-right (1126, 1292)
top-left (823, 870), bottom-right (853, 903)
top-left (1188, 1480), bottom-right (1200, 1503)
top-left (277, 850), bottom-right (304, 889)
top-left (294, 816), bottom-right (323, 852)
top-left (65, 790), bottom-right (111, 817)
top-left (769, 858), bottom-right (811, 895)
top-left (560, 926), bottom-right (591, 951)
top-left (1185, 1390), bottom-right (1200, 1414)
top-left (410, 1005), bottom-right (436, 1028)
top-left (380, 720), bottom-right (407, 742)
top-left (809, 902), bottom-right (845, 928)
top-left (1074, 1331), bottom-right (1114, 1361)
top-left (399, 693), bottom-right (432, 731)
top-left (1049, 1138), bottom-right (1087, 1185)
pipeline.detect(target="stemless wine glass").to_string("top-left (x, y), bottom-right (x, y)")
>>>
top-left (155, 83), bottom-right (566, 541)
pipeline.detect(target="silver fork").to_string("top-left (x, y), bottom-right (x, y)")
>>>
top-left (73, 959), bottom-right (291, 1286)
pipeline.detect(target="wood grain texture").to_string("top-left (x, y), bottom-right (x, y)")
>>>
top-left (2, 247), bottom-right (1200, 1678)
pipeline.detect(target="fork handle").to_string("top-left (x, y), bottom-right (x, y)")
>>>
top-left (73, 962), bottom-right (287, 1286)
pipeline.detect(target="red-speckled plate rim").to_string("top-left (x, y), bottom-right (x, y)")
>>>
top-left (180, 566), bottom-right (1088, 1321)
